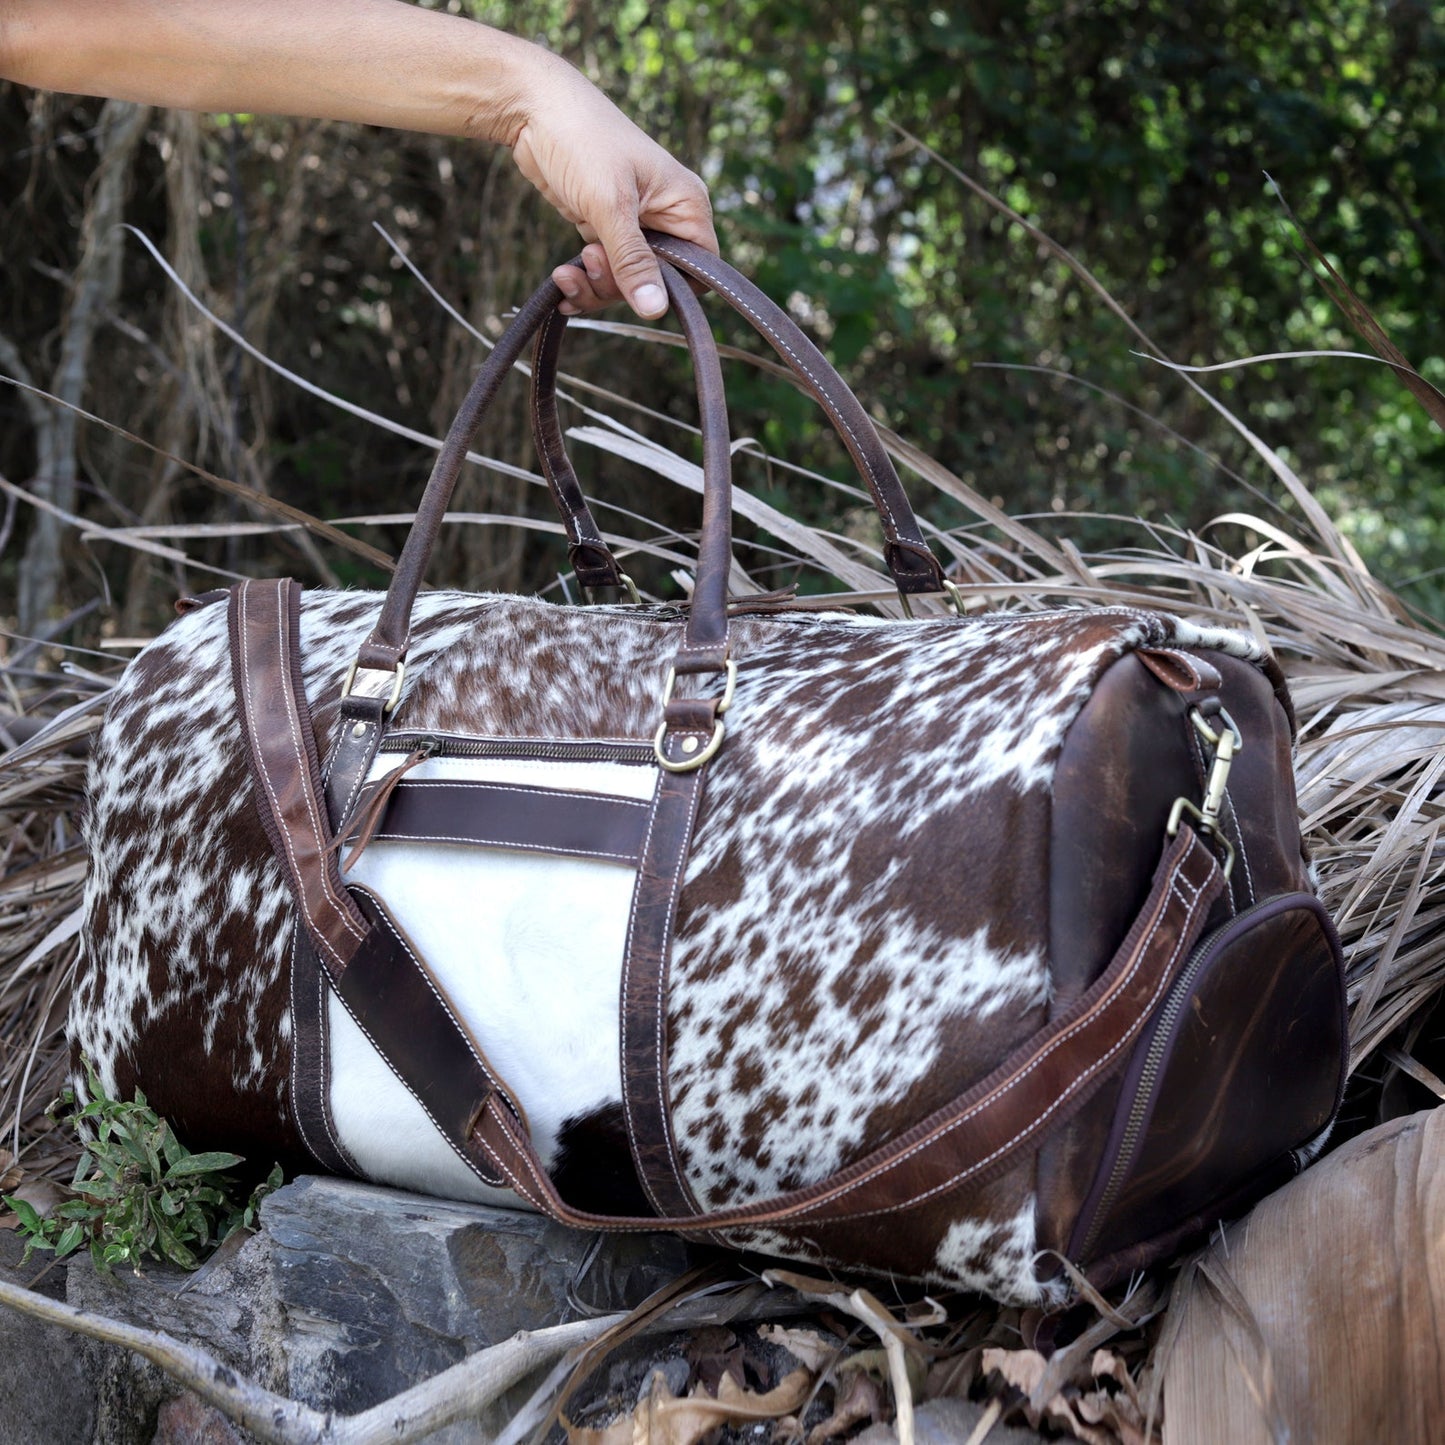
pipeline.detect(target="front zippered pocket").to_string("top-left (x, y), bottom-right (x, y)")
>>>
top-left (377, 730), bottom-right (656, 767)
top-left (1069, 892), bottom-right (1346, 1269)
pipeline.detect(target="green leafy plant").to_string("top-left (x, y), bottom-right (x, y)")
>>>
top-left (4, 1060), bottom-right (282, 1274)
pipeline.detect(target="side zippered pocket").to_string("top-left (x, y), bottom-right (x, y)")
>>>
top-left (1069, 892), bottom-right (1346, 1271)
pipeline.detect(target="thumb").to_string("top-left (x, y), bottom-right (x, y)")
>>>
top-left (596, 219), bottom-right (668, 319)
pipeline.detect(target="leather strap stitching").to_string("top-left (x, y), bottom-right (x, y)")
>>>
top-left (235, 583), bottom-right (364, 970)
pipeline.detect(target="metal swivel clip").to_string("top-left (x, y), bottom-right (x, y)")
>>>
top-left (1166, 707), bottom-right (1243, 878)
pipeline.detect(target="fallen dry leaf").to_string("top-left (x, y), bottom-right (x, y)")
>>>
top-left (684, 1324), bottom-right (743, 1395)
top-left (807, 1367), bottom-right (885, 1445)
top-left (980, 1347), bottom-right (1124, 1445)
top-left (759, 1323), bottom-right (840, 1374)
top-left (979, 1347), bottom-right (1049, 1398)
top-left (564, 1366), bottom-right (814, 1445)
top-left (764, 1269), bottom-right (929, 1445)
top-left (1164, 1107), bottom-right (1445, 1445)
top-left (6, 1178), bottom-right (66, 1218)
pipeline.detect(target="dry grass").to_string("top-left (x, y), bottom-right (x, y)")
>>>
top-left (2, 229), bottom-right (1443, 1443)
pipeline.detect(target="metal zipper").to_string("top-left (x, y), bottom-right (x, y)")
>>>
top-left (1075, 895), bottom-right (1277, 1262)
top-left (376, 730), bottom-right (656, 766)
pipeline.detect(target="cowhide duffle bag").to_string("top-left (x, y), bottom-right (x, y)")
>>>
top-left (72, 236), bottom-right (1347, 1307)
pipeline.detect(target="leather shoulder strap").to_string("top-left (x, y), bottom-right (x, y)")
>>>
top-left (473, 824), bottom-right (1224, 1233)
top-left (229, 578), bottom-right (528, 1188)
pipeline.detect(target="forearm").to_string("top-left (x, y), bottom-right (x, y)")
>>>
top-left (0, 0), bottom-right (557, 144)
top-left (0, 0), bottom-right (718, 317)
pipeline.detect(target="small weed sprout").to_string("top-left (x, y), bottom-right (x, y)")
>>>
top-left (4, 1060), bottom-right (282, 1273)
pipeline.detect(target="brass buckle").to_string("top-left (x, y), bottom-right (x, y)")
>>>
top-left (898, 579), bottom-right (966, 619)
top-left (341, 659), bottom-right (405, 715)
top-left (1165, 707), bottom-right (1243, 878)
top-left (653, 658), bottom-right (737, 773)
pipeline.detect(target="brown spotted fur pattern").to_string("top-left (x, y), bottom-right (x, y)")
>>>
top-left (74, 590), bottom-right (1263, 1303)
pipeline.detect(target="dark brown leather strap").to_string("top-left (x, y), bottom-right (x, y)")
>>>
top-left (324, 691), bottom-right (389, 836)
top-left (356, 778), bottom-right (651, 864)
top-left (532, 235), bottom-right (947, 598)
top-left (230, 579), bottom-right (526, 1188)
top-left (530, 304), bottom-right (628, 592)
top-left (230, 578), bottom-right (371, 975)
top-left (288, 923), bottom-right (362, 1177)
top-left (619, 765), bottom-right (709, 1217)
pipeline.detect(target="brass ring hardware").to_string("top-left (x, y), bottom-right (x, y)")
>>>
top-left (898, 580), bottom-right (966, 620)
top-left (660, 658), bottom-right (737, 717)
top-left (1167, 797), bottom-right (1237, 879)
top-left (1191, 707), bottom-right (1242, 752)
top-left (584, 571), bottom-right (643, 607)
top-left (654, 717), bottom-right (726, 772)
top-left (654, 658), bottom-right (737, 773)
top-left (341, 659), bottom-right (406, 715)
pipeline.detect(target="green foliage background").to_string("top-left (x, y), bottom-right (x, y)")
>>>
top-left (1, 0), bottom-right (1441, 625)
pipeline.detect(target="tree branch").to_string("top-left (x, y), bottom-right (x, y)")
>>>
top-left (0, 1271), bottom-right (624, 1445)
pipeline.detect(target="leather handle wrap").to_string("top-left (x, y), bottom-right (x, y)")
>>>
top-left (532, 234), bottom-right (946, 598)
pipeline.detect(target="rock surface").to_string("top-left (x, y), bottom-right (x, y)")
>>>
top-left (0, 1175), bottom-right (702, 1445)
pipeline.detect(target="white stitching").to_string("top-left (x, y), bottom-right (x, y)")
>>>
top-left (324, 941), bottom-right (506, 1189)
top-left (619, 770), bottom-right (670, 1215)
top-left (333, 721), bottom-right (376, 833)
top-left (237, 585), bottom-right (358, 974)
top-left (313, 965), bottom-right (351, 1164)
top-left (362, 832), bottom-right (641, 863)
top-left (286, 927), bottom-right (312, 1157)
top-left (392, 779), bottom-right (649, 810)
top-left (1226, 789), bottom-right (1255, 905)
top-left (349, 884), bottom-right (506, 1091)
top-left (682, 834), bottom-right (1215, 1230)
top-left (767, 841), bottom-right (1216, 1224)
top-left (275, 587), bottom-right (367, 944)
top-left (818, 862), bottom-right (1212, 1220)
top-left (653, 774), bottom-right (706, 1208)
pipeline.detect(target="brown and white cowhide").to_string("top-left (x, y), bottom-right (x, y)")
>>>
top-left (73, 591), bottom-right (1262, 1305)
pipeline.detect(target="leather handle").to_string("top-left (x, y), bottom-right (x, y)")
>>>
top-left (357, 257), bottom-right (733, 674)
top-left (531, 234), bottom-right (948, 599)
top-left (530, 300), bottom-right (631, 593)
top-left (357, 237), bottom-right (952, 674)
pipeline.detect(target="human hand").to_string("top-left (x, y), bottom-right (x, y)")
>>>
top-left (508, 55), bottom-right (717, 320)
